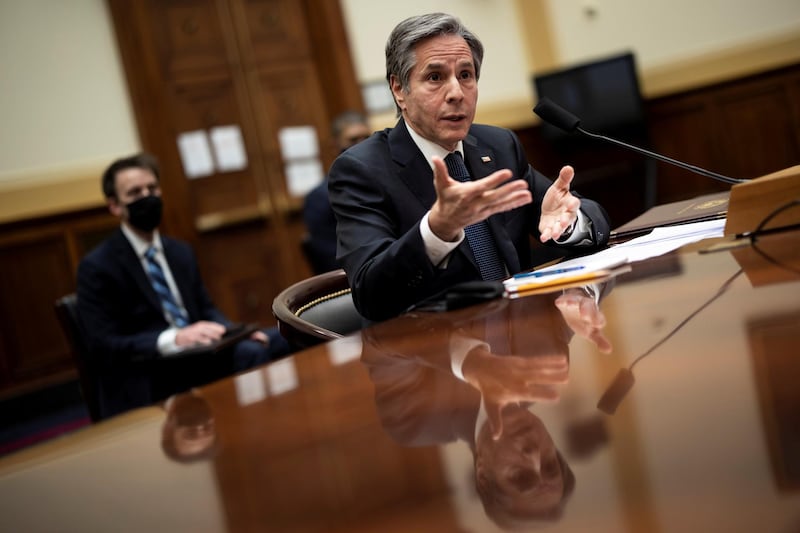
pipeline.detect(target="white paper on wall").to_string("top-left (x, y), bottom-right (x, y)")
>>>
top-left (362, 80), bottom-right (396, 113)
top-left (210, 125), bottom-right (248, 172)
top-left (278, 125), bottom-right (319, 160)
top-left (285, 159), bottom-right (324, 197)
top-left (177, 130), bottom-right (214, 178)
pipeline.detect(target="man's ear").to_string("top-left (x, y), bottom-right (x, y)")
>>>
top-left (389, 75), bottom-right (405, 110)
top-left (474, 456), bottom-right (493, 498)
top-left (107, 198), bottom-right (122, 217)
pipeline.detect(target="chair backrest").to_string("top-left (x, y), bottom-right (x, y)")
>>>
top-left (272, 269), bottom-right (362, 350)
top-left (54, 294), bottom-right (102, 422)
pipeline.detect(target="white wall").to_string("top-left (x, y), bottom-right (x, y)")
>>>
top-left (0, 0), bottom-right (139, 185)
top-left (546, 0), bottom-right (800, 68)
top-left (340, 0), bottom-right (531, 114)
top-left (341, 0), bottom-right (800, 124)
top-left (1, 0), bottom-right (798, 192)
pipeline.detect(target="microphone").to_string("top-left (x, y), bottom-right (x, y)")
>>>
top-left (533, 97), bottom-right (748, 185)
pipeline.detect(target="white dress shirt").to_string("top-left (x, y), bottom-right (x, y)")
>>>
top-left (120, 224), bottom-right (188, 355)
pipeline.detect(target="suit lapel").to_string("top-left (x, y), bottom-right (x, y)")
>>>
top-left (462, 134), bottom-right (498, 179)
top-left (390, 124), bottom-right (483, 273)
top-left (388, 121), bottom-right (437, 208)
top-left (109, 229), bottom-right (163, 313)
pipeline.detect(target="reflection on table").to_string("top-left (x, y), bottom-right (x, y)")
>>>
top-left (1, 230), bottom-right (799, 532)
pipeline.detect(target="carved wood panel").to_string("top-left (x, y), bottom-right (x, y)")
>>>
top-left (194, 222), bottom-right (303, 327)
top-left (166, 77), bottom-right (266, 217)
top-left (646, 64), bottom-right (800, 203)
top-left (716, 82), bottom-right (800, 179)
top-left (0, 235), bottom-right (74, 383)
top-left (150, 0), bottom-right (229, 79)
top-left (646, 97), bottom-right (727, 203)
top-left (237, 0), bottom-right (312, 65)
top-left (250, 64), bottom-right (332, 203)
top-left (0, 209), bottom-right (117, 397)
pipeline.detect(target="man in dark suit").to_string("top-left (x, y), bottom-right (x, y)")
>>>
top-left (328, 13), bottom-right (611, 321)
top-left (302, 111), bottom-right (371, 274)
top-left (77, 153), bottom-right (290, 418)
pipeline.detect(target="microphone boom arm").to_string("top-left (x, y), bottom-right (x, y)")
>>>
top-left (532, 97), bottom-right (748, 186)
top-left (576, 126), bottom-right (747, 185)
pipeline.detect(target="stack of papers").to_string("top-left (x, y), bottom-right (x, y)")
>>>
top-left (504, 218), bottom-right (726, 295)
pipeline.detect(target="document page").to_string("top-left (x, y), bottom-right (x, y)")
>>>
top-left (504, 218), bottom-right (726, 293)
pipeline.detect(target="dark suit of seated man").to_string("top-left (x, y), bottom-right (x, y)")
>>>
top-left (328, 13), bottom-right (611, 322)
top-left (77, 153), bottom-right (291, 419)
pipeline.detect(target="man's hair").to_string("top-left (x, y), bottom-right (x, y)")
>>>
top-left (385, 12), bottom-right (484, 117)
top-left (331, 110), bottom-right (368, 138)
top-left (101, 153), bottom-right (160, 199)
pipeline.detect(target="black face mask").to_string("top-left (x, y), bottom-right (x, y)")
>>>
top-left (125, 195), bottom-right (163, 232)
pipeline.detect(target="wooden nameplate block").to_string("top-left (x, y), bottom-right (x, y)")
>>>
top-left (724, 165), bottom-right (800, 236)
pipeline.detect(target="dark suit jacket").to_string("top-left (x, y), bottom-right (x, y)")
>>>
top-left (328, 120), bottom-right (611, 320)
top-left (302, 178), bottom-right (340, 274)
top-left (76, 229), bottom-right (229, 417)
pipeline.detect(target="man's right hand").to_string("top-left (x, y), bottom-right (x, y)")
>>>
top-left (461, 345), bottom-right (569, 439)
top-left (175, 321), bottom-right (226, 347)
top-left (427, 156), bottom-right (532, 242)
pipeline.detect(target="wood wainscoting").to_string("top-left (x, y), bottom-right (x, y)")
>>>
top-left (0, 207), bottom-right (117, 399)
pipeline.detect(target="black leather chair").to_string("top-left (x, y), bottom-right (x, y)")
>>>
top-left (54, 294), bottom-right (103, 422)
top-left (272, 269), bottom-right (363, 350)
top-left (55, 294), bottom-right (166, 421)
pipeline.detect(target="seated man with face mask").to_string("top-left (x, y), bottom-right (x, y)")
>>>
top-left (76, 153), bottom-right (291, 419)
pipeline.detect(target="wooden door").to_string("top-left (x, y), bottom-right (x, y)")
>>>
top-left (107, 0), bottom-right (363, 325)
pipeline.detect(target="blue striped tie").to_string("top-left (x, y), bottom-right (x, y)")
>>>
top-left (444, 152), bottom-right (507, 281)
top-left (145, 246), bottom-right (189, 327)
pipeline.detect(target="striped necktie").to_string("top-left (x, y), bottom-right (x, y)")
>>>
top-left (444, 152), bottom-right (507, 281)
top-left (144, 246), bottom-right (189, 327)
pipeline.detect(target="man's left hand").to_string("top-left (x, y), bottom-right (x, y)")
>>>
top-left (555, 288), bottom-right (612, 353)
top-left (539, 165), bottom-right (581, 242)
top-left (249, 330), bottom-right (270, 346)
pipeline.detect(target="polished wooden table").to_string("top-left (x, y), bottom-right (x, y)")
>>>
top-left (1, 230), bottom-right (798, 532)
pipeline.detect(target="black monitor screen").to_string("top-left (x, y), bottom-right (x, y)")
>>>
top-left (533, 52), bottom-right (644, 140)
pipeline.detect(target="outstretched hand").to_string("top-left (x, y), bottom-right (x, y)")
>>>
top-left (427, 155), bottom-right (532, 242)
top-left (555, 288), bottom-right (612, 353)
top-left (539, 165), bottom-right (581, 242)
top-left (461, 345), bottom-right (569, 439)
